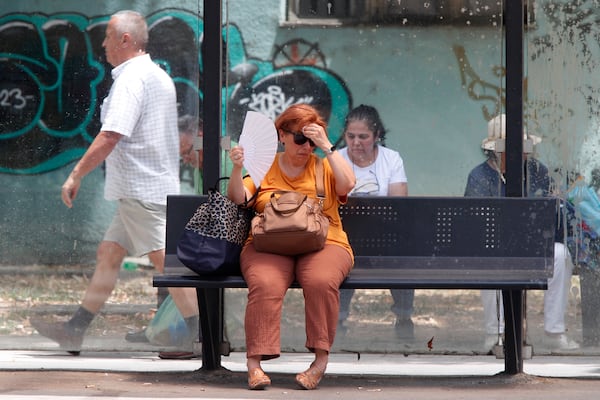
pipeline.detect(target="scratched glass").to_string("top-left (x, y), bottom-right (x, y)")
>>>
top-left (0, 0), bottom-right (594, 359)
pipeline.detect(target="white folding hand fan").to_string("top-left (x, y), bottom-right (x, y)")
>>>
top-left (238, 111), bottom-right (278, 188)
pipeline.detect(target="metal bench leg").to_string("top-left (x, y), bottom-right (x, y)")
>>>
top-left (502, 289), bottom-right (524, 374)
top-left (197, 287), bottom-right (224, 371)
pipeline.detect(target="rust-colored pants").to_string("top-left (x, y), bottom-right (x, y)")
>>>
top-left (240, 243), bottom-right (353, 360)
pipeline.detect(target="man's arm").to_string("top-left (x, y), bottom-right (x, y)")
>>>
top-left (62, 130), bottom-right (121, 208)
top-left (464, 168), bottom-right (492, 197)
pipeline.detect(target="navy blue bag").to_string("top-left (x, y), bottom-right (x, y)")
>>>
top-left (177, 179), bottom-right (255, 275)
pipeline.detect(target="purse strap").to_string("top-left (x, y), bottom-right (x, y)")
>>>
top-left (315, 157), bottom-right (325, 202)
top-left (236, 159), bottom-right (324, 208)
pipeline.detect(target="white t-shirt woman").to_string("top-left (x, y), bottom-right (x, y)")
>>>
top-left (339, 145), bottom-right (407, 196)
top-left (336, 104), bottom-right (412, 340)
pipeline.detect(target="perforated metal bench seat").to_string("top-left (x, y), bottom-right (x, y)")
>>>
top-left (154, 195), bottom-right (557, 374)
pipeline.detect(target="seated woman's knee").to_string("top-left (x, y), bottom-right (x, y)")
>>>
top-left (300, 274), bottom-right (338, 293)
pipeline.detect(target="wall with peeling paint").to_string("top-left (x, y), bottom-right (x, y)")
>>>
top-left (0, 0), bottom-right (597, 264)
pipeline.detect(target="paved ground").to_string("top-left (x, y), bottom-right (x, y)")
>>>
top-left (3, 262), bottom-right (600, 398)
top-left (1, 350), bottom-right (600, 399)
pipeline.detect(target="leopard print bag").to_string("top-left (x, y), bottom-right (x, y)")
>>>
top-left (177, 180), bottom-right (255, 275)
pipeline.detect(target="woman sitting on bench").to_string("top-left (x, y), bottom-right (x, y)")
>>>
top-left (227, 104), bottom-right (356, 390)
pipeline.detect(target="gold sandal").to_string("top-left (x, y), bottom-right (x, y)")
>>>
top-left (295, 363), bottom-right (326, 390)
top-left (248, 367), bottom-right (271, 390)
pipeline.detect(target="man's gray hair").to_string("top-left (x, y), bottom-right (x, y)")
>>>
top-left (112, 10), bottom-right (148, 50)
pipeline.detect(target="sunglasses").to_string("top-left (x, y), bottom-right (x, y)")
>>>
top-left (283, 130), bottom-right (315, 147)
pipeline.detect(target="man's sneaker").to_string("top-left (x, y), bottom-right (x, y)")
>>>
top-left (125, 329), bottom-right (150, 343)
top-left (544, 333), bottom-right (580, 350)
top-left (158, 351), bottom-right (201, 360)
top-left (30, 317), bottom-right (83, 355)
top-left (394, 318), bottom-right (415, 340)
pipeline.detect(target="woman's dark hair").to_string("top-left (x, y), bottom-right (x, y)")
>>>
top-left (343, 104), bottom-right (387, 144)
top-left (178, 114), bottom-right (203, 134)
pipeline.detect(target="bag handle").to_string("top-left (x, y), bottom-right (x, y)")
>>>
top-left (211, 175), bottom-right (258, 208)
top-left (243, 189), bottom-right (259, 208)
top-left (268, 191), bottom-right (307, 213)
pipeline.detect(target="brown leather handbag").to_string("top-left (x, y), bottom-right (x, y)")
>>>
top-left (251, 158), bottom-right (329, 255)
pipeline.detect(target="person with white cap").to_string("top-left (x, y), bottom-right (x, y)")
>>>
top-left (464, 114), bottom-right (579, 352)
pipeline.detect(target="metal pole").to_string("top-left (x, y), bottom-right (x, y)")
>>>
top-left (503, 0), bottom-right (525, 375)
top-left (505, 0), bottom-right (524, 198)
top-left (201, 0), bottom-right (225, 371)
top-left (202, 0), bottom-right (222, 194)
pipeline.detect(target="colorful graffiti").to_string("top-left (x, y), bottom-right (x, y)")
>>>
top-left (0, 9), bottom-right (352, 175)
top-left (452, 45), bottom-right (504, 122)
top-left (454, 0), bottom-right (600, 125)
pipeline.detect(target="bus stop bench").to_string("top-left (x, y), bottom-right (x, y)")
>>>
top-left (154, 194), bottom-right (557, 374)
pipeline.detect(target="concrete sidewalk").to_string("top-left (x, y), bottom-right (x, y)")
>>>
top-left (2, 350), bottom-right (600, 400)
top-left (1, 350), bottom-right (599, 378)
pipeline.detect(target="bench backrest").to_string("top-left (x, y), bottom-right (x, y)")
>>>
top-left (341, 196), bottom-right (556, 280)
top-left (165, 195), bottom-right (557, 280)
top-left (165, 195), bottom-right (209, 268)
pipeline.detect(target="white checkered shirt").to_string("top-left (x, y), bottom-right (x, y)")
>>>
top-left (101, 54), bottom-right (180, 205)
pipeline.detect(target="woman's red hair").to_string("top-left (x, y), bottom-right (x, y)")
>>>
top-left (275, 104), bottom-right (327, 133)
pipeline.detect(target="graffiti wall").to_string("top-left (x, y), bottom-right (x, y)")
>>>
top-left (0, 10), bottom-right (350, 176)
top-left (1, 0), bottom-right (599, 264)
top-left (0, 5), bottom-right (353, 264)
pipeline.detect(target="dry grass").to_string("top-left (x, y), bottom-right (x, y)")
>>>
top-left (0, 265), bottom-right (156, 336)
top-left (0, 264), bottom-right (586, 354)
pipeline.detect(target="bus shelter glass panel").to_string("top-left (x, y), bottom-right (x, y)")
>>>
top-left (0, 0), bottom-right (595, 360)
top-left (0, 2), bottom-right (204, 354)
top-left (525, 0), bottom-right (600, 351)
top-left (219, 0), bottom-right (572, 357)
